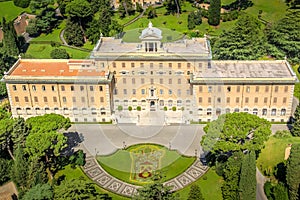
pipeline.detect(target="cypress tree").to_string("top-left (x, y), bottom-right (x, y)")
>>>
top-left (286, 144), bottom-right (300, 200)
top-left (239, 151), bottom-right (256, 200)
top-left (208, 0), bottom-right (221, 26)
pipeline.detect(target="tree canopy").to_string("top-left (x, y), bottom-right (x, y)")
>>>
top-left (50, 48), bottom-right (70, 59)
top-left (201, 112), bottom-right (271, 154)
top-left (208, 0), bottom-right (221, 26)
top-left (212, 14), bottom-right (267, 60)
top-left (286, 144), bottom-right (300, 200)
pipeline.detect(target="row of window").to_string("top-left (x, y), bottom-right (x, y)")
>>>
top-left (118, 70), bottom-right (189, 76)
top-left (202, 108), bottom-right (287, 116)
top-left (114, 88), bottom-right (193, 96)
top-left (119, 77), bottom-right (188, 85)
top-left (112, 62), bottom-right (196, 69)
top-left (12, 85), bottom-right (104, 92)
top-left (201, 85), bottom-right (289, 93)
top-left (199, 97), bottom-right (288, 104)
top-left (16, 107), bottom-right (107, 116)
top-left (15, 96), bottom-right (105, 103)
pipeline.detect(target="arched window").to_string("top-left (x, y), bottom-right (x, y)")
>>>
top-left (253, 108), bottom-right (258, 115)
top-left (225, 108), bottom-right (231, 113)
top-left (207, 108), bottom-right (212, 116)
top-left (271, 109), bottom-right (276, 116)
top-left (281, 109), bottom-right (286, 116)
top-left (234, 108), bottom-right (239, 112)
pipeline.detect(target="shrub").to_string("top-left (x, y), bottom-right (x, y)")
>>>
top-left (128, 106), bottom-right (132, 111)
top-left (164, 106), bottom-right (168, 111)
top-left (50, 48), bottom-right (70, 59)
top-left (274, 130), bottom-right (292, 138)
top-left (117, 105), bottom-right (123, 111)
top-left (137, 106), bottom-right (141, 111)
top-left (172, 106), bottom-right (176, 111)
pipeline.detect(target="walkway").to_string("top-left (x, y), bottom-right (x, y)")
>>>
top-left (82, 156), bottom-right (208, 197)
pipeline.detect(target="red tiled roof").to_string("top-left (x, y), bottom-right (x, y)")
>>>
top-left (10, 60), bottom-right (106, 77)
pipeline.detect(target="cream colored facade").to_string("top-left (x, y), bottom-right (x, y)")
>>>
top-left (3, 24), bottom-right (297, 122)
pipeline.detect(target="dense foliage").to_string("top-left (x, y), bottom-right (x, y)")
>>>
top-left (50, 48), bottom-right (70, 59)
top-left (187, 185), bottom-right (204, 200)
top-left (291, 104), bottom-right (300, 136)
top-left (208, 0), bottom-right (221, 26)
top-left (286, 144), bottom-right (300, 200)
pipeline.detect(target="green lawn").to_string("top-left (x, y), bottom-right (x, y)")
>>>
top-left (176, 169), bottom-right (223, 200)
top-left (97, 144), bottom-right (195, 186)
top-left (55, 165), bottom-right (129, 200)
top-left (112, 12), bottom-right (141, 26)
top-left (244, 0), bottom-right (288, 23)
top-left (257, 136), bottom-right (300, 176)
top-left (292, 65), bottom-right (300, 100)
top-left (31, 20), bottom-right (65, 43)
top-left (0, 1), bottom-right (31, 21)
top-left (25, 44), bottom-right (90, 59)
top-left (221, 0), bottom-right (236, 5)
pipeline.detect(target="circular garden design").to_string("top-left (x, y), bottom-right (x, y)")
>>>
top-left (96, 144), bottom-right (196, 185)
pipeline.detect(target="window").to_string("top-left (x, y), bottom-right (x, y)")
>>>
top-left (91, 97), bottom-right (95, 103)
top-left (112, 62), bottom-right (116, 68)
top-left (140, 63), bottom-right (144, 68)
top-left (178, 79), bottom-right (181, 84)
top-left (71, 86), bottom-right (74, 91)
top-left (265, 86), bottom-right (269, 93)
top-left (177, 89), bottom-right (181, 96)
top-left (187, 63), bottom-right (191, 68)
top-left (254, 97), bottom-right (258, 103)
top-left (42, 85), bottom-right (46, 91)
top-left (99, 86), bottom-right (103, 91)
top-left (141, 89), bottom-right (145, 95)
top-left (12, 85), bottom-right (17, 91)
top-left (62, 97), bottom-right (67, 103)
top-left (207, 108), bottom-right (212, 116)
top-left (275, 86), bottom-right (279, 92)
top-left (160, 89), bottom-right (163, 95)
top-left (178, 63), bottom-right (181, 69)
top-left (217, 97), bottom-right (221, 103)
top-left (199, 97), bottom-right (202, 103)
top-left (90, 86), bottom-right (94, 91)
top-left (284, 86), bottom-right (288, 92)
top-left (100, 97), bottom-right (104, 102)
top-left (236, 97), bottom-right (240, 103)
top-left (234, 108), bottom-right (239, 112)
top-left (227, 86), bottom-right (231, 92)
top-left (34, 96), bottom-right (38, 102)
top-left (169, 79), bottom-right (172, 84)
top-left (131, 63), bottom-right (135, 68)
top-left (216, 108), bottom-right (221, 115)
top-left (53, 97), bottom-right (57, 102)
top-left (72, 97), bottom-right (76, 102)
top-left (81, 97), bottom-right (85, 103)
top-left (208, 86), bottom-right (212, 93)
top-left (141, 78), bottom-right (145, 84)
top-left (43, 97), bottom-right (47, 103)
top-left (132, 78), bottom-right (135, 84)
top-left (80, 86), bottom-right (84, 91)
top-left (271, 109), bottom-right (276, 116)
top-left (245, 97), bottom-right (249, 103)
top-left (122, 63), bottom-right (125, 68)
top-left (199, 86), bottom-right (203, 92)
top-left (264, 97), bottom-right (268, 103)
top-left (273, 97), bottom-right (277, 103)
top-left (150, 63), bottom-right (154, 68)
top-left (150, 79), bottom-right (154, 84)
top-left (24, 96), bottom-right (29, 102)
top-left (255, 86), bottom-right (259, 92)
top-left (159, 63), bottom-right (163, 68)
top-left (61, 86), bottom-right (65, 91)
top-left (123, 89), bottom-right (127, 95)
top-left (159, 100), bottom-right (164, 106)
top-left (283, 97), bottom-right (287, 104)
top-left (168, 63), bottom-right (172, 68)
top-left (226, 108), bottom-right (230, 113)
top-left (246, 86), bottom-right (250, 93)
top-left (168, 89), bottom-right (172, 95)
top-left (168, 100), bottom-right (173, 106)
top-left (218, 86), bottom-right (221, 92)
top-left (160, 79), bottom-right (163, 84)
top-left (253, 108), bottom-right (258, 115)
top-left (15, 96), bottom-right (19, 102)
top-left (122, 78), bottom-right (126, 84)
top-left (51, 86), bottom-right (55, 91)
top-left (262, 109), bottom-right (267, 116)
top-left (22, 85), bottom-right (26, 91)
top-left (208, 97), bottom-right (211, 103)
top-left (281, 109), bottom-right (286, 116)
top-left (227, 97), bottom-right (230, 103)
top-left (237, 86), bottom-right (240, 92)
top-left (32, 85), bottom-right (36, 91)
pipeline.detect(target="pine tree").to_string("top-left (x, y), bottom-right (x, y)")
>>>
top-left (11, 145), bottom-right (29, 191)
top-left (187, 185), bottom-right (204, 200)
top-left (239, 151), bottom-right (256, 200)
top-left (208, 0), bottom-right (221, 26)
top-left (286, 144), bottom-right (300, 200)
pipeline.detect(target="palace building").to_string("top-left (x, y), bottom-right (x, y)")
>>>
top-left (2, 23), bottom-right (297, 123)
